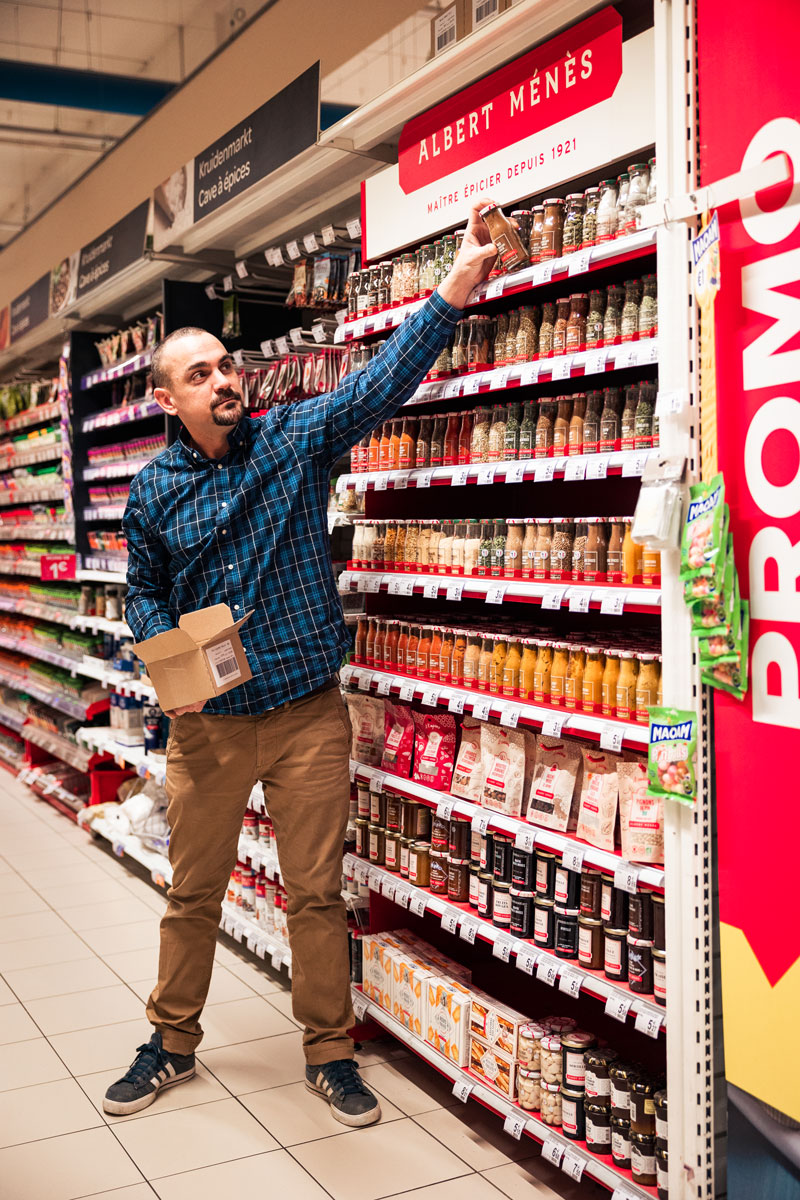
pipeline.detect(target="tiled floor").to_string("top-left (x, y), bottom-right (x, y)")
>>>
top-left (0, 771), bottom-right (606, 1200)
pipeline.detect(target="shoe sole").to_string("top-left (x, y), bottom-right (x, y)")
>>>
top-left (305, 1079), bottom-right (382, 1127)
top-left (103, 1066), bottom-right (196, 1115)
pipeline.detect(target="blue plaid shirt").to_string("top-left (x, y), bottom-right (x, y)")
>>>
top-left (123, 289), bottom-right (461, 714)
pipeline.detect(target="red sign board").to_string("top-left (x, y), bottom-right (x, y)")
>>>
top-left (40, 553), bottom-right (76, 582)
top-left (398, 7), bottom-right (622, 194)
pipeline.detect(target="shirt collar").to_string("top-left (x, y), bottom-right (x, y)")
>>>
top-left (177, 416), bottom-right (255, 467)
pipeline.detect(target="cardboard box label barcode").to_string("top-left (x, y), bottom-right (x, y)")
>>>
top-left (436, 9), bottom-right (457, 51)
top-left (205, 639), bottom-right (242, 686)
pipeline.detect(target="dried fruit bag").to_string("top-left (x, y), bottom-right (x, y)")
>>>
top-left (680, 474), bottom-right (726, 579)
top-left (646, 707), bottom-right (697, 805)
top-left (382, 702), bottom-right (415, 777)
top-left (452, 718), bottom-right (484, 801)
top-left (412, 711), bottom-right (456, 791)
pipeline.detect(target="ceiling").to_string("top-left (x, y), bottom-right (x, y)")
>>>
top-left (0, 0), bottom-right (265, 246)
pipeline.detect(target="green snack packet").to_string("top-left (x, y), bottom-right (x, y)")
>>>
top-left (646, 707), bottom-right (698, 805)
top-left (680, 475), bottom-right (726, 580)
top-left (702, 601), bottom-right (749, 699)
top-left (683, 507), bottom-right (730, 602)
top-left (698, 581), bottom-right (743, 664)
top-left (691, 537), bottom-right (735, 634)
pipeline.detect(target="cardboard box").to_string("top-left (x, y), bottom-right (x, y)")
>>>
top-left (426, 977), bottom-right (472, 1065)
top-left (391, 952), bottom-right (435, 1036)
top-left (466, 0), bottom-right (509, 34)
top-left (362, 933), bottom-right (403, 1011)
top-left (469, 989), bottom-right (528, 1058)
top-left (430, 0), bottom-right (467, 57)
top-left (133, 604), bottom-right (253, 710)
top-left (469, 1034), bottom-right (518, 1100)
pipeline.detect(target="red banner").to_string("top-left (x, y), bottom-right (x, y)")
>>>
top-left (398, 7), bottom-right (622, 195)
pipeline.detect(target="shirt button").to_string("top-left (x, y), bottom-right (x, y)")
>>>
top-left (221, 529), bottom-right (227, 534)
top-left (217, 464), bottom-right (223, 469)
top-left (234, 604), bottom-right (240, 611)
top-left (227, 564), bottom-right (233, 571)
top-left (222, 502), bottom-right (227, 507)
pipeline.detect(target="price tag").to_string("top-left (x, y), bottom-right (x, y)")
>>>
top-left (421, 686), bottom-right (441, 707)
top-left (423, 579), bottom-right (439, 599)
top-left (321, 224), bottom-right (336, 245)
top-left (568, 249), bottom-right (592, 276)
top-left (562, 845), bottom-right (585, 873)
top-left (514, 828), bottom-right (536, 853)
top-left (564, 457), bottom-right (587, 482)
top-left (500, 704), bottom-right (520, 728)
top-left (533, 460), bottom-right (556, 482)
top-left (223, 274), bottom-right (234, 292)
top-left (585, 349), bottom-right (607, 375)
top-left (448, 693), bottom-right (466, 715)
top-left (451, 466), bottom-right (470, 486)
top-left (365, 575), bottom-right (382, 593)
top-left (233, 925), bottom-right (243, 942)
top-left (519, 362), bottom-right (540, 388)
top-left (613, 864), bottom-right (640, 894)
top-left (205, 283), bottom-right (217, 300)
top-left (541, 713), bottom-right (567, 738)
top-left (275, 336), bottom-right (290, 355)
top-left (472, 697), bottom-right (492, 721)
top-left (394, 471), bottom-right (410, 489)
top-left (352, 993), bottom-right (369, 1021)
top-left (338, 571), bottom-right (353, 592)
top-left (600, 725), bottom-right (624, 753)
top-left (416, 471), bottom-right (433, 488)
top-left (621, 454), bottom-right (642, 477)
top-left (346, 218), bottom-right (362, 239)
top-left (493, 934), bottom-right (515, 962)
top-left (370, 473), bottom-right (388, 493)
top-left (586, 453), bottom-right (610, 479)
top-left (266, 246), bottom-right (285, 267)
top-left (235, 260), bottom-right (249, 279)
top-left (541, 587), bottom-right (567, 611)
top-left (562, 1149), bottom-right (586, 1181)
top-left (255, 941), bottom-right (266, 959)
top-left (387, 577), bottom-right (404, 596)
top-left (533, 261), bottom-right (555, 285)
top-left (485, 585), bottom-right (506, 605)
top-left (446, 582), bottom-right (464, 602)
top-left (568, 590), bottom-right (591, 614)
top-left (486, 276), bottom-right (505, 299)
top-left (398, 578), bottom-right (415, 596)
top-left (537, 958), bottom-right (559, 987)
top-left (303, 232), bottom-right (319, 254)
top-left (613, 1190), bottom-right (641, 1200)
top-left (436, 799), bottom-right (455, 821)
top-left (382, 877), bottom-right (397, 902)
top-left (492, 367), bottom-right (511, 391)
top-left (358, 672), bottom-right (373, 692)
top-left (477, 464), bottom-right (496, 485)
top-left (646, 339), bottom-right (659, 363)
top-left (503, 461), bottom-right (526, 484)
top-left (551, 357), bottom-right (571, 381)
top-left (368, 868), bottom-right (383, 892)
top-left (605, 993), bottom-right (633, 1023)
top-left (600, 593), bottom-right (626, 616)
top-left (441, 909), bottom-right (459, 935)
top-left (394, 884), bottom-right (411, 909)
top-left (463, 375), bottom-right (482, 396)
top-left (399, 681), bottom-right (416, 702)
top-left (503, 1114), bottom-right (526, 1140)
top-left (459, 918), bottom-right (479, 944)
top-left (286, 240), bottom-right (301, 260)
top-left (656, 387), bottom-right (686, 416)
top-left (541, 1138), bottom-right (564, 1167)
top-left (443, 379), bottom-right (462, 398)
top-left (452, 1078), bottom-right (474, 1103)
top-left (635, 1009), bottom-right (664, 1038)
top-left (409, 892), bottom-right (428, 917)
top-left (246, 934), bottom-right (257, 953)
top-left (559, 968), bottom-right (584, 998)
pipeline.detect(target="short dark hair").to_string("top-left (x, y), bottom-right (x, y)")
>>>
top-left (151, 326), bottom-right (211, 390)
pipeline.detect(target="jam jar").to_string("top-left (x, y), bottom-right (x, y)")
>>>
top-left (368, 824), bottom-right (385, 865)
top-left (601, 873), bottom-right (629, 927)
top-left (429, 849), bottom-right (449, 895)
top-left (510, 887), bottom-right (535, 938)
top-left (477, 871), bottom-right (494, 919)
top-left (628, 937), bottom-right (654, 994)
top-left (585, 1048), bottom-right (618, 1099)
top-left (536, 850), bottom-right (556, 899)
top-left (534, 897), bottom-right (555, 948)
top-left (585, 1098), bottom-right (612, 1155)
top-left (561, 1087), bottom-right (586, 1140)
top-left (578, 915), bottom-right (604, 970)
top-left (493, 833), bottom-right (514, 883)
top-left (610, 1062), bottom-right (634, 1119)
top-left (611, 1115), bottom-right (632, 1168)
top-left (654, 1088), bottom-right (668, 1148)
top-left (630, 1077), bottom-right (657, 1135)
top-left (555, 909), bottom-right (579, 959)
top-left (408, 841), bottom-right (431, 886)
top-left (447, 858), bottom-right (470, 903)
top-left (631, 1132), bottom-right (657, 1186)
top-left (604, 927), bottom-right (628, 981)
top-left (561, 1030), bottom-right (596, 1091)
top-left (492, 880), bottom-right (512, 928)
top-left (656, 1144), bottom-right (669, 1199)
top-left (628, 889), bottom-right (653, 940)
top-left (653, 948), bottom-right (666, 1005)
top-left (580, 868), bottom-right (603, 918)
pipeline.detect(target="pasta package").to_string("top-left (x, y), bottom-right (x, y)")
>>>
top-left (345, 694), bottom-right (384, 766)
top-left (452, 718), bottom-right (484, 801)
top-left (382, 701), bottom-right (415, 777)
top-left (412, 711), bottom-right (456, 791)
top-left (526, 736), bottom-right (583, 832)
top-left (619, 759), bottom-right (664, 864)
top-left (480, 725), bottom-right (528, 818)
top-left (576, 749), bottom-right (620, 851)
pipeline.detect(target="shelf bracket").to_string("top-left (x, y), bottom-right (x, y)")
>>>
top-left (638, 151), bottom-right (791, 228)
top-left (321, 135), bottom-right (396, 164)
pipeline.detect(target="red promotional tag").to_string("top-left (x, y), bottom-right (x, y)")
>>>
top-left (40, 553), bottom-right (77, 581)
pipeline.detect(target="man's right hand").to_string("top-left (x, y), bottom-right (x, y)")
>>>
top-left (164, 701), bottom-right (207, 719)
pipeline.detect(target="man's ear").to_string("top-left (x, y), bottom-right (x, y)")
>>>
top-left (154, 387), bottom-right (178, 416)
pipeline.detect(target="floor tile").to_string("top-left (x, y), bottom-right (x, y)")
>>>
top-left (74, 1187), bottom-right (155, 1200)
top-left (482, 1156), bottom-right (600, 1199)
top-left (264, 988), bottom-right (303, 1027)
top-left (23, 864), bottom-right (116, 889)
top-left (0, 1002), bottom-right (40, 1044)
top-left (2, 956), bottom-right (120, 1001)
top-left (49, 1019), bottom-right (152, 1076)
top-left (385, 1179), bottom-right (504, 1200)
top-left (241, 1078), bottom-right (404, 1146)
top-left (417, 1105), bottom-right (539, 1172)
top-left (197, 995), bottom-right (297, 1050)
top-left (0, 929), bottom-right (93, 972)
top-left (102, 947), bottom-right (160, 985)
top-left (0, 909), bottom-right (71, 943)
top-left (150, 1148), bottom-right (329, 1200)
top-left (113, 1096), bottom-right (279, 1179)
top-left (218, 953), bottom-right (286, 994)
top-left (0, 1036), bottom-right (70, 1090)
top-left (59, 897), bottom-right (158, 932)
top-left (0, 873), bottom-right (27, 894)
top-left (360, 1057), bottom-right (463, 1116)
top-left (0, 1125), bottom-right (143, 1200)
top-left (200, 1030), bottom-right (305, 1094)
top-left (0, 888), bottom-right (49, 916)
top-left (0, 975), bottom-right (17, 1004)
top-left (36, 878), bottom-right (137, 908)
top-left (291, 1116), bottom-right (472, 1200)
top-left (82, 921), bottom-right (161, 957)
top-left (204, 965), bottom-right (259, 1004)
top-left (79, 1061), bottom-right (230, 1124)
top-left (0, 1077), bottom-right (103, 1148)
top-left (26, 983), bottom-right (144, 1035)
top-left (354, 1038), bottom-right (413, 1068)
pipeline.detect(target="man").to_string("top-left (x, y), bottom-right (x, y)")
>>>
top-left (104, 199), bottom-right (498, 1126)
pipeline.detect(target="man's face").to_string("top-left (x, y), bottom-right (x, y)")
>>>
top-left (153, 332), bottom-right (244, 435)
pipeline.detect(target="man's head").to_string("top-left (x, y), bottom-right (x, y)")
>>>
top-left (151, 327), bottom-right (244, 440)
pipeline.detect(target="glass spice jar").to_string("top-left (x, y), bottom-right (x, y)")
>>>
top-left (562, 193), bottom-right (585, 254)
top-left (586, 289), bottom-right (606, 349)
top-left (538, 300), bottom-right (556, 357)
top-left (516, 306), bottom-right (539, 361)
top-left (616, 172), bottom-right (631, 231)
top-left (595, 178), bottom-right (619, 241)
top-left (530, 205), bottom-right (545, 262)
top-left (541, 198), bottom-right (565, 259)
top-left (479, 202), bottom-right (530, 271)
top-left (582, 389), bottom-right (603, 453)
top-left (621, 278), bottom-right (642, 341)
top-left (638, 273), bottom-right (658, 337)
top-left (603, 284), bottom-right (625, 344)
top-left (504, 402), bottom-right (523, 458)
top-left (492, 312), bottom-right (508, 365)
top-left (552, 297), bottom-right (571, 355)
top-left (624, 162), bottom-right (651, 233)
top-left (582, 186), bottom-right (600, 247)
top-left (540, 1081), bottom-right (562, 1126)
top-left (565, 293), bottom-right (589, 352)
top-left (635, 380), bottom-right (657, 449)
top-left (511, 209), bottom-right (533, 255)
top-left (554, 395), bottom-right (573, 452)
top-left (535, 401), bottom-right (557, 457)
top-left (568, 393), bottom-right (586, 455)
top-left (550, 521), bottom-right (573, 582)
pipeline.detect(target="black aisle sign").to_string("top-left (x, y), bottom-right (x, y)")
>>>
top-left (76, 200), bottom-right (150, 299)
top-left (10, 274), bottom-right (50, 343)
top-left (193, 62), bottom-right (319, 221)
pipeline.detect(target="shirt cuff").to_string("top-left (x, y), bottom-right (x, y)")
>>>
top-left (427, 287), bottom-right (465, 326)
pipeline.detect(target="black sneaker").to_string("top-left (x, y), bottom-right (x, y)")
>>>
top-left (305, 1059), bottom-right (382, 1127)
top-left (103, 1032), bottom-right (195, 1116)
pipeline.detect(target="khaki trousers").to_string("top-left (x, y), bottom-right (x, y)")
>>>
top-left (145, 682), bottom-right (355, 1065)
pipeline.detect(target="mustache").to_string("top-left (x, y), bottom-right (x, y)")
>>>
top-left (212, 390), bottom-right (242, 407)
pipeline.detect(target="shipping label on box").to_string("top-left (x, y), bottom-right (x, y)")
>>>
top-left (133, 603), bottom-right (253, 711)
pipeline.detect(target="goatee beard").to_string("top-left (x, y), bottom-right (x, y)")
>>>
top-left (212, 396), bottom-right (244, 426)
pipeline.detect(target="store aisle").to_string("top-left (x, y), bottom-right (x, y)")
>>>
top-left (0, 772), bottom-right (603, 1200)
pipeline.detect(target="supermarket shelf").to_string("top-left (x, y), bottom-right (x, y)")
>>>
top-left (81, 397), bottom-right (161, 433)
top-left (349, 759), bottom-right (665, 891)
top-left (0, 597), bottom-right (80, 629)
top-left (0, 483), bottom-right (65, 506)
top-left (84, 813), bottom-right (172, 887)
top-left (0, 442), bottom-right (63, 471)
top-left (2, 400), bottom-right (60, 434)
top-left (220, 900), bottom-right (292, 971)
top-left (0, 559), bottom-right (47, 577)
top-left (76, 655), bottom-right (156, 701)
top-left (336, 229), bottom-right (658, 344)
top-left (70, 613), bottom-right (131, 637)
top-left (21, 725), bottom-right (93, 773)
top-left (83, 456), bottom-right (157, 482)
top-left (340, 664), bottom-right (649, 750)
top-left (339, 570), bottom-right (661, 616)
top-left (78, 565), bottom-right (128, 583)
top-left (0, 524), bottom-right (74, 542)
top-left (77, 727), bottom-right (166, 784)
top-left (19, 767), bottom-right (84, 821)
top-left (0, 742), bottom-right (25, 773)
top-left (345, 853), bottom-right (664, 1034)
top-left (0, 631), bottom-right (87, 672)
top-left (0, 667), bottom-right (106, 720)
top-left (0, 703), bottom-right (25, 732)
top-left (81, 350), bottom-right (153, 391)
top-left (352, 986), bottom-right (656, 1199)
top-left (237, 835), bottom-right (283, 883)
top-left (82, 505), bottom-right (126, 522)
top-left (338, 448), bottom-right (653, 493)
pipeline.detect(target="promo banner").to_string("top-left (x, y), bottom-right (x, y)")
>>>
top-left (76, 201), bottom-right (150, 300)
top-left (10, 274), bottom-right (50, 343)
top-left (363, 11), bottom-right (653, 261)
top-left (698, 0), bottom-right (800, 1122)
